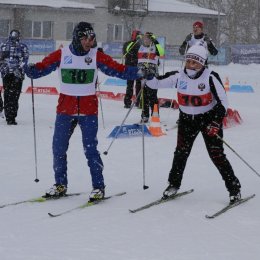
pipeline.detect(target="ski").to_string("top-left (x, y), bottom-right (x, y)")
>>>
top-left (48, 192), bottom-right (127, 217)
top-left (129, 189), bottom-right (194, 213)
top-left (205, 194), bottom-right (255, 219)
top-left (165, 124), bottom-right (178, 132)
top-left (0, 192), bottom-right (84, 209)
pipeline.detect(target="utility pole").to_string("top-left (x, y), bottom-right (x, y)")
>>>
top-left (216, 0), bottom-right (222, 47)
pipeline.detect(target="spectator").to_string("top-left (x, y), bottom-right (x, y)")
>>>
top-left (0, 30), bottom-right (29, 125)
top-left (138, 32), bottom-right (164, 123)
top-left (179, 21), bottom-right (218, 56)
top-left (122, 29), bottom-right (142, 108)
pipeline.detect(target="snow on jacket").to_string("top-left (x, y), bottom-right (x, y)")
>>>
top-left (25, 44), bottom-right (142, 115)
top-left (0, 39), bottom-right (29, 79)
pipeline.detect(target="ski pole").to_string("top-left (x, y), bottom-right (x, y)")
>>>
top-left (96, 81), bottom-right (105, 129)
top-left (217, 134), bottom-right (260, 178)
top-left (140, 79), bottom-right (149, 190)
top-left (31, 78), bottom-right (39, 183)
top-left (103, 86), bottom-right (144, 155)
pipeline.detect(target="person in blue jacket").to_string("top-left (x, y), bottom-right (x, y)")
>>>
top-left (25, 22), bottom-right (151, 202)
top-left (0, 30), bottom-right (29, 125)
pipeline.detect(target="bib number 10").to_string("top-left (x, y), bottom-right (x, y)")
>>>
top-left (61, 69), bottom-right (95, 84)
top-left (178, 92), bottom-right (212, 106)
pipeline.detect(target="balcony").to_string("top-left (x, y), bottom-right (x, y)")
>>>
top-left (108, 0), bottom-right (148, 16)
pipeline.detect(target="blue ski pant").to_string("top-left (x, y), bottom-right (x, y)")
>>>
top-left (52, 114), bottom-right (104, 189)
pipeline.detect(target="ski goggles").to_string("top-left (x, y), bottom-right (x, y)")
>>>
top-left (78, 29), bottom-right (96, 41)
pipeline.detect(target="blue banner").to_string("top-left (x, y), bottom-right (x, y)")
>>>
top-left (208, 47), bottom-right (228, 65)
top-left (108, 124), bottom-right (151, 138)
top-left (23, 39), bottom-right (55, 54)
top-left (231, 44), bottom-right (260, 64)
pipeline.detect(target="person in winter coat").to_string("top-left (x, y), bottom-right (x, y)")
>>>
top-left (146, 45), bottom-right (241, 204)
top-left (138, 32), bottom-right (164, 123)
top-left (123, 29), bottom-right (142, 108)
top-left (179, 21), bottom-right (218, 56)
top-left (25, 22), bottom-right (148, 202)
top-left (0, 30), bottom-right (29, 125)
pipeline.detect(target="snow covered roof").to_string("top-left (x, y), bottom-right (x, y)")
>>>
top-left (0, 0), bottom-right (95, 10)
top-left (149, 0), bottom-right (223, 16)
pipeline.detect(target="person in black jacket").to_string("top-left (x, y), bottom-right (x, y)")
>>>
top-left (147, 45), bottom-right (241, 204)
top-left (179, 21), bottom-right (218, 57)
top-left (122, 30), bottom-right (142, 108)
top-left (0, 30), bottom-right (29, 125)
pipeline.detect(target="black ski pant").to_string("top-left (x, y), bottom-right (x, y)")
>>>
top-left (141, 84), bottom-right (158, 119)
top-left (168, 111), bottom-right (241, 195)
top-left (0, 90), bottom-right (3, 112)
top-left (2, 74), bottom-right (23, 122)
top-left (124, 79), bottom-right (141, 107)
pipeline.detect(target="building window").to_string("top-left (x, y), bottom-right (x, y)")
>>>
top-left (43, 21), bottom-right (52, 38)
top-left (66, 22), bottom-right (75, 40)
top-left (23, 20), bottom-right (53, 39)
top-left (23, 20), bottom-right (32, 38)
top-left (33, 22), bottom-right (41, 38)
top-left (107, 24), bottom-right (124, 42)
top-left (0, 19), bottom-right (10, 37)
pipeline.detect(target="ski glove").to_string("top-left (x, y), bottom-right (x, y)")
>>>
top-left (204, 34), bottom-right (212, 45)
top-left (24, 63), bottom-right (36, 79)
top-left (137, 63), bottom-right (156, 80)
top-left (185, 33), bottom-right (192, 42)
top-left (206, 121), bottom-right (220, 136)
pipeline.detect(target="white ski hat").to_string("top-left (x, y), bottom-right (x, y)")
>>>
top-left (185, 45), bottom-right (208, 65)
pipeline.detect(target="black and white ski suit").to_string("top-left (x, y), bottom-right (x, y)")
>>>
top-left (146, 68), bottom-right (241, 196)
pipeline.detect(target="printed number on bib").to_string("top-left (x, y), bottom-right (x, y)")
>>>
top-left (178, 92), bottom-right (212, 107)
top-left (61, 69), bottom-right (95, 84)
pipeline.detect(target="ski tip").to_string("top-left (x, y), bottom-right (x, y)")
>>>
top-left (129, 209), bottom-right (136, 213)
top-left (205, 215), bottom-right (214, 219)
top-left (48, 212), bottom-right (58, 218)
top-left (31, 197), bottom-right (47, 203)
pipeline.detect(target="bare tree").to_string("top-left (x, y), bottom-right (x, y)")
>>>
top-left (181, 0), bottom-right (260, 44)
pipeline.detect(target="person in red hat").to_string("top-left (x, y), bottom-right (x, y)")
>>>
top-left (179, 20), bottom-right (218, 57)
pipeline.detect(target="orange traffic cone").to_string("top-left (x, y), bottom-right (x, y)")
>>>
top-left (224, 77), bottom-right (230, 91)
top-left (149, 104), bottom-right (166, 137)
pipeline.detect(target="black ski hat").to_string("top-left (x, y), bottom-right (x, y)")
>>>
top-left (72, 22), bottom-right (95, 55)
top-left (9, 29), bottom-right (20, 42)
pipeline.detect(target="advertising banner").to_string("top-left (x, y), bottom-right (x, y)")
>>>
top-left (231, 44), bottom-right (260, 64)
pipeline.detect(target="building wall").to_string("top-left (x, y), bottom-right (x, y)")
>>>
top-left (0, 3), bottom-right (218, 45)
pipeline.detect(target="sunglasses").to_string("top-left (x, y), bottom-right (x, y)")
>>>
top-left (78, 30), bottom-right (96, 41)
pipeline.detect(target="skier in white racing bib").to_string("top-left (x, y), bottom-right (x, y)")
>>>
top-left (146, 45), bottom-right (241, 204)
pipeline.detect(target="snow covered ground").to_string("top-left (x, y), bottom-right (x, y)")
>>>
top-left (0, 61), bottom-right (260, 260)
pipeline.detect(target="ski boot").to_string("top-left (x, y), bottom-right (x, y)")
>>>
top-left (89, 188), bottom-right (105, 202)
top-left (44, 184), bottom-right (67, 198)
top-left (163, 184), bottom-right (178, 199)
top-left (229, 191), bottom-right (241, 204)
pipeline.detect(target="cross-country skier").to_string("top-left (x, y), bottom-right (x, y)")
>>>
top-left (146, 45), bottom-right (241, 204)
top-left (179, 21), bottom-right (218, 56)
top-left (25, 22), bottom-right (150, 202)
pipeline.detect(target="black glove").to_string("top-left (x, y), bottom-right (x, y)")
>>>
top-left (24, 63), bottom-right (36, 79)
top-left (185, 33), bottom-right (192, 42)
top-left (204, 34), bottom-right (211, 45)
top-left (137, 64), bottom-right (157, 80)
